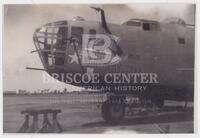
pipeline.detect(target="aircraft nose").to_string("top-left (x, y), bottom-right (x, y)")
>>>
top-left (33, 20), bottom-right (69, 70)
top-left (33, 20), bottom-right (84, 74)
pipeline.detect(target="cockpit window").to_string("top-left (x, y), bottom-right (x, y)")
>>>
top-left (143, 22), bottom-right (160, 31)
top-left (54, 27), bottom-right (68, 66)
top-left (126, 21), bottom-right (141, 26)
top-left (123, 19), bottom-right (160, 31)
top-left (71, 27), bottom-right (83, 45)
top-left (57, 27), bottom-right (68, 45)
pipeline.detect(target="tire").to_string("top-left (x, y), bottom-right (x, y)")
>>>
top-left (101, 99), bottom-right (125, 124)
top-left (101, 102), bottom-right (109, 122)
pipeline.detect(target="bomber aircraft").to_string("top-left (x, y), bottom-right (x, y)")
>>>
top-left (29, 7), bottom-right (194, 123)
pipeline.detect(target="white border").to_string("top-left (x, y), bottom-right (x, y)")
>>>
top-left (1, 0), bottom-right (199, 138)
top-left (1, 0), bottom-right (197, 4)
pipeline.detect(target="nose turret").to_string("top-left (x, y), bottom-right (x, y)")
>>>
top-left (33, 20), bottom-right (68, 70)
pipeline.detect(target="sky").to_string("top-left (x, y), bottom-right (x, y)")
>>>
top-left (3, 4), bottom-right (195, 92)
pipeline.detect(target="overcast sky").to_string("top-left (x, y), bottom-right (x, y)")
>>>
top-left (3, 4), bottom-right (195, 92)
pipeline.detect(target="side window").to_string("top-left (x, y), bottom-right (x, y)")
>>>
top-left (55, 27), bottom-right (68, 66)
top-left (143, 22), bottom-right (160, 31)
top-left (143, 23), bottom-right (150, 30)
top-left (71, 27), bottom-right (84, 44)
top-left (178, 37), bottom-right (185, 45)
top-left (89, 29), bottom-right (96, 42)
top-left (89, 29), bottom-right (96, 35)
top-left (57, 27), bottom-right (68, 46)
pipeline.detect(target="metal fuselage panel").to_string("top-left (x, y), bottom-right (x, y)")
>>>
top-left (108, 23), bottom-right (194, 98)
top-left (34, 20), bottom-right (194, 100)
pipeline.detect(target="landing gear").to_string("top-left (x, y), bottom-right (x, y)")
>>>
top-left (154, 94), bottom-right (164, 108)
top-left (155, 97), bottom-right (164, 108)
top-left (101, 96), bottom-right (125, 124)
top-left (100, 93), bottom-right (166, 124)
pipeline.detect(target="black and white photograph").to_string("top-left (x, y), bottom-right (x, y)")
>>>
top-left (2, 3), bottom-right (196, 134)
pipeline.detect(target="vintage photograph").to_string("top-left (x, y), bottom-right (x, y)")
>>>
top-left (3, 4), bottom-right (195, 133)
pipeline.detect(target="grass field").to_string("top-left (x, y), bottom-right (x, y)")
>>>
top-left (3, 93), bottom-right (194, 133)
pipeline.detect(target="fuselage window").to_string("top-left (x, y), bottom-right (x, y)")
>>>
top-left (89, 29), bottom-right (96, 35)
top-left (89, 29), bottom-right (96, 42)
top-left (143, 23), bottom-right (150, 30)
top-left (178, 38), bottom-right (185, 44)
top-left (71, 27), bottom-right (84, 45)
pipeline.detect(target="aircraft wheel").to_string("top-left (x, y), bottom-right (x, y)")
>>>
top-left (101, 100), bottom-right (125, 124)
top-left (155, 96), bottom-right (164, 108)
top-left (101, 102), bottom-right (109, 121)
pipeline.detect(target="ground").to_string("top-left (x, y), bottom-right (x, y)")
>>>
top-left (3, 93), bottom-right (194, 133)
